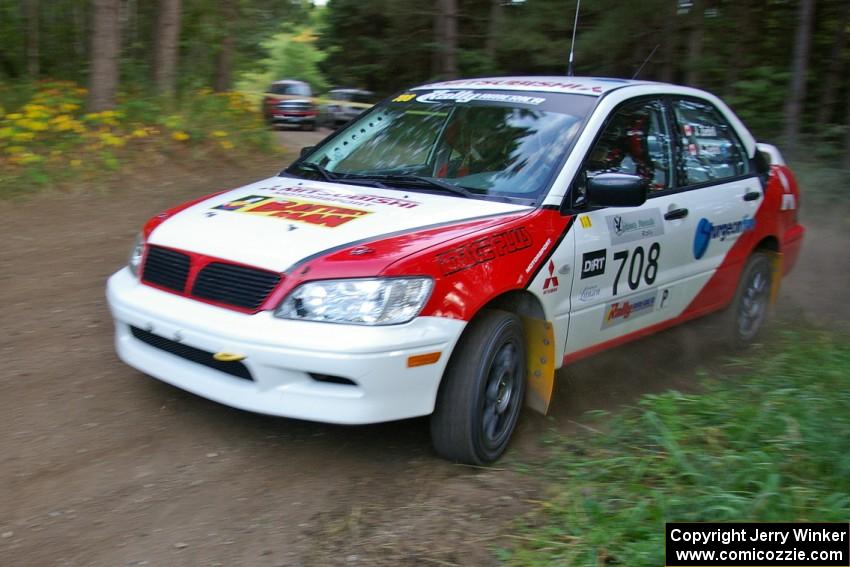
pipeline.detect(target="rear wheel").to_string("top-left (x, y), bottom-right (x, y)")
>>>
top-left (430, 310), bottom-right (526, 465)
top-left (724, 251), bottom-right (773, 347)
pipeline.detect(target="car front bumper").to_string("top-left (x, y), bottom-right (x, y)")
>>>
top-left (106, 268), bottom-right (465, 424)
top-left (271, 113), bottom-right (316, 125)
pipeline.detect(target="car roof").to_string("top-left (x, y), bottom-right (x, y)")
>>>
top-left (413, 76), bottom-right (657, 96)
top-left (330, 88), bottom-right (372, 94)
top-left (272, 79), bottom-right (308, 85)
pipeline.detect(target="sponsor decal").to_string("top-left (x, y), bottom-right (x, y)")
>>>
top-left (436, 227), bottom-right (533, 276)
top-left (601, 290), bottom-right (656, 329)
top-left (392, 93), bottom-right (416, 102)
top-left (658, 287), bottom-right (672, 310)
top-left (578, 285), bottom-right (601, 302)
top-left (579, 215), bottom-right (592, 229)
top-left (781, 193), bottom-right (797, 211)
top-left (542, 260), bottom-right (559, 294)
top-left (427, 78), bottom-right (604, 93)
top-left (416, 90), bottom-right (546, 106)
top-left (693, 216), bottom-right (756, 259)
top-left (606, 209), bottom-right (664, 245)
top-left (776, 169), bottom-right (797, 211)
top-left (580, 249), bottom-right (607, 279)
top-left (214, 195), bottom-right (371, 228)
top-left (525, 238), bottom-right (552, 274)
top-left (268, 185), bottom-right (421, 209)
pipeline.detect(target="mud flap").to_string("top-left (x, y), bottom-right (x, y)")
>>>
top-left (767, 251), bottom-right (784, 306)
top-left (521, 316), bottom-right (555, 414)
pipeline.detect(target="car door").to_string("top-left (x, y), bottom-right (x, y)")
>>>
top-left (564, 97), bottom-right (696, 358)
top-left (665, 97), bottom-right (761, 314)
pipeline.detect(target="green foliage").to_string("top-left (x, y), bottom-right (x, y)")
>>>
top-left (0, 81), bottom-right (271, 196)
top-left (726, 66), bottom-right (791, 140)
top-left (505, 330), bottom-right (850, 566)
top-left (237, 26), bottom-right (329, 94)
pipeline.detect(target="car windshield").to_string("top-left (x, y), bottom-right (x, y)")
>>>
top-left (271, 83), bottom-right (311, 96)
top-left (287, 89), bottom-right (595, 203)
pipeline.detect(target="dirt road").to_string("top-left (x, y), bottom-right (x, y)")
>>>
top-left (0, 135), bottom-right (845, 566)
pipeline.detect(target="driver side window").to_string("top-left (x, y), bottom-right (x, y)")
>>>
top-left (576, 99), bottom-right (673, 205)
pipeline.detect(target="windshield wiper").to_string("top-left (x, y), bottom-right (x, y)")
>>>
top-left (292, 161), bottom-right (337, 183)
top-left (367, 174), bottom-right (474, 198)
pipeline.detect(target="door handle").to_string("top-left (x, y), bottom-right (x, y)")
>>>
top-left (743, 191), bottom-right (762, 201)
top-left (664, 207), bottom-right (689, 220)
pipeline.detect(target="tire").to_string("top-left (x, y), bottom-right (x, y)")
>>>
top-left (723, 251), bottom-right (773, 347)
top-left (430, 310), bottom-right (526, 465)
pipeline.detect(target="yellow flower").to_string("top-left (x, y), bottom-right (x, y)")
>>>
top-left (10, 152), bottom-right (42, 165)
top-left (5, 145), bottom-right (25, 154)
top-left (99, 132), bottom-right (126, 147)
top-left (0, 127), bottom-right (13, 139)
top-left (59, 103), bottom-right (80, 113)
top-left (172, 131), bottom-right (190, 142)
top-left (212, 130), bottom-right (228, 138)
top-left (70, 159), bottom-right (82, 167)
top-left (219, 140), bottom-right (234, 150)
top-left (131, 129), bottom-right (149, 138)
top-left (5, 113), bottom-right (23, 120)
top-left (12, 132), bottom-right (35, 142)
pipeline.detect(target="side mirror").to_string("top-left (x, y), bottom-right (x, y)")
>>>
top-left (586, 173), bottom-right (649, 207)
top-left (300, 146), bottom-right (315, 157)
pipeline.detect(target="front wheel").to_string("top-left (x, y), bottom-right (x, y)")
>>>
top-left (430, 310), bottom-right (526, 465)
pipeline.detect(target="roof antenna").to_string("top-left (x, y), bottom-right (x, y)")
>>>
top-left (632, 43), bottom-right (660, 79)
top-left (567, 0), bottom-right (581, 76)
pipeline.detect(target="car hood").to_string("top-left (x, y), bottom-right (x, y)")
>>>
top-left (148, 176), bottom-right (531, 273)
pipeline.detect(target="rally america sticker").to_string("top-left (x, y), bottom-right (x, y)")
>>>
top-left (601, 289), bottom-right (657, 330)
top-left (605, 209), bottom-right (664, 245)
top-left (415, 90), bottom-right (546, 106)
top-left (214, 195), bottom-right (371, 228)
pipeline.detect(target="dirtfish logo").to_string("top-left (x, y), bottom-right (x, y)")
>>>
top-left (693, 216), bottom-right (756, 259)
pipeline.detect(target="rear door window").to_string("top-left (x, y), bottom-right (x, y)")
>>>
top-left (671, 99), bottom-right (750, 186)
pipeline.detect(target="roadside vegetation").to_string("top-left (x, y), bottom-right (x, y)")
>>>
top-left (502, 329), bottom-right (850, 565)
top-left (0, 81), bottom-right (271, 196)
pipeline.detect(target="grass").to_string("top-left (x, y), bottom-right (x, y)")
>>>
top-left (502, 329), bottom-right (850, 566)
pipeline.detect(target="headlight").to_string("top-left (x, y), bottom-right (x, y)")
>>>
top-left (275, 277), bottom-right (433, 325)
top-left (128, 233), bottom-right (145, 277)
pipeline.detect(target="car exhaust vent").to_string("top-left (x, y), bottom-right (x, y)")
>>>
top-left (142, 246), bottom-right (190, 292)
top-left (192, 262), bottom-right (281, 310)
top-left (130, 326), bottom-right (253, 381)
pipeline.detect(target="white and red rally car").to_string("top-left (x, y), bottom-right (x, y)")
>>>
top-left (107, 76), bottom-right (804, 464)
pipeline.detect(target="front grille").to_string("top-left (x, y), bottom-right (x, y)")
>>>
top-left (277, 101), bottom-right (311, 110)
top-left (142, 246), bottom-right (190, 292)
top-left (130, 326), bottom-right (253, 381)
top-left (192, 263), bottom-right (281, 310)
top-left (140, 246), bottom-right (283, 312)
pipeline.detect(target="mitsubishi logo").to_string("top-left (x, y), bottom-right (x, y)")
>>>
top-left (543, 260), bottom-right (559, 294)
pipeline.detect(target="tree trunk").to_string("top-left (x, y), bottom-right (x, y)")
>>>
top-left (659, 0), bottom-right (677, 83)
top-left (725, 0), bottom-right (756, 96)
top-left (685, 0), bottom-right (704, 87)
top-left (86, 0), bottom-right (121, 112)
top-left (485, 0), bottom-right (502, 64)
top-left (783, 0), bottom-right (816, 155)
top-left (816, 0), bottom-right (850, 125)
top-left (844, 83), bottom-right (850, 169)
top-left (25, 0), bottom-right (39, 79)
top-left (152, 0), bottom-right (181, 97)
top-left (213, 0), bottom-right (236, 92)
top-left (435, 0), bottom-right (457, 78)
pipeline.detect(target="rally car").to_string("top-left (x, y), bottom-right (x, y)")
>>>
top-left (107, 76), bottom-right (804, 464)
